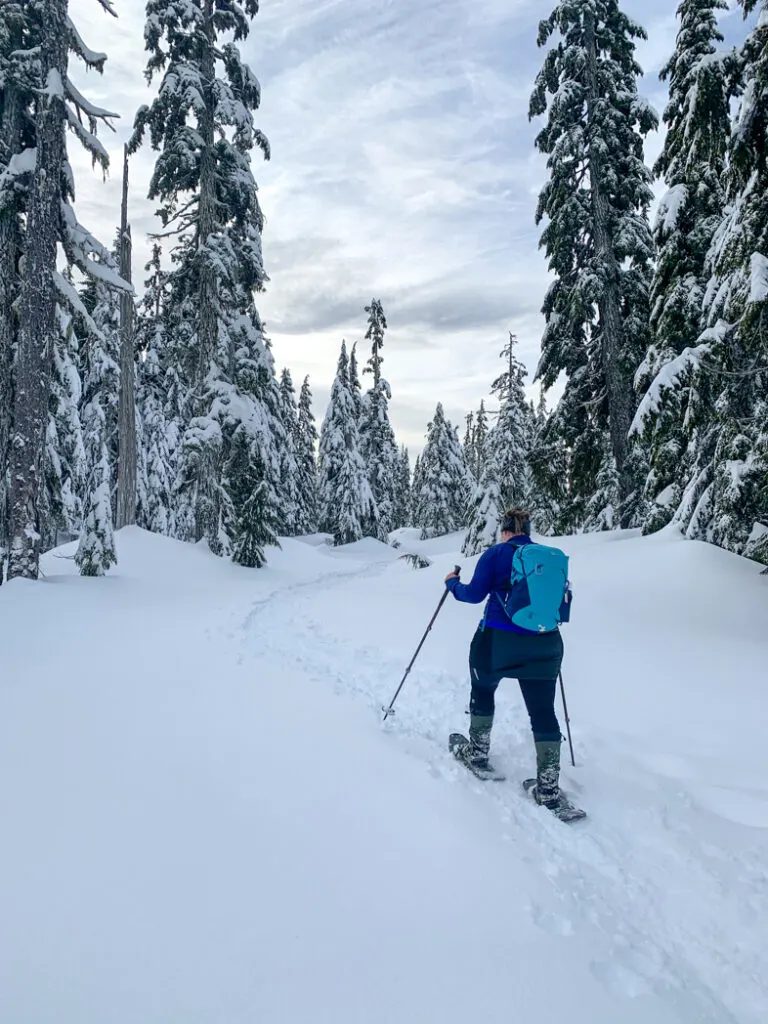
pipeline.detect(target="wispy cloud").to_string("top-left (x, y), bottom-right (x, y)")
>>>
top-left (66, 0), bottom-right (747, 451)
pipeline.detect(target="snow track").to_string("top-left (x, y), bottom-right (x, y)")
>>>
top-left (237, 533), bottom-right (768, 1024)
top-left (2, 527), bottom-right (767, 1024)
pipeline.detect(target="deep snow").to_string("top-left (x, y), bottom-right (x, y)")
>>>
top-left (1, 525), bottom-right (767, 1023)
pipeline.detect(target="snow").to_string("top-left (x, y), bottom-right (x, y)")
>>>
top-left (2, 526), bottom-right (768, 1023)
top-left (655, 184), bottom-right (688, 236)
top-left (748, 252), bottom-right (768, 305)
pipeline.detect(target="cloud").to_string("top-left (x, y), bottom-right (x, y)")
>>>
top-left (66, 0), bottom-right (713, 452)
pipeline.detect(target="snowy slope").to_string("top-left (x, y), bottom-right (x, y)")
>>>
top-left (1, 526), bottom-right (767, 1024)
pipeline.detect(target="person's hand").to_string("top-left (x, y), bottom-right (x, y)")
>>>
top-left (444, 571), bottom-right (459, 583)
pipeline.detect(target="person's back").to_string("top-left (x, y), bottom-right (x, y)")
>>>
top-left (445, 508), bottom-right (573, 814)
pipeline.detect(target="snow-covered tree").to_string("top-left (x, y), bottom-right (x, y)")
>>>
top-left (530, 0), bottom-right (658, 530)
top-left (6, 0), bottom-right (127, 580)
top-left (43, 309), bottom-right (85, 549)
top-left (462, 412), bottom-right (476, 479)
top-left (413, 403), bottom-right (471, 539)
top-left (359, 300), bottom-right (398, 538)
top-left (130, 0), bottom-right (281, 561)
top-left (635, 0), bottom-right (731, 534)
top-left (490, 333), bottom-right (534, 510)
top-left (136, 245), bottom-right (174, 535)
top-left (462, 443), bottom-right (504, 556)
top-left (295, 376), bottom-right (319, 535)
top-left (392, 445), bottom-right (411, 529)
top-left (318, 342), bottom-right (377, 545)
top-left (0, 2), bottom-right (38, 577)
top-left (277, 367), bottom-right (301, 536)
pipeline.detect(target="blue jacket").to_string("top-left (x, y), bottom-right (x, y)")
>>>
top-left (446, 537), bottom-right (537, 634)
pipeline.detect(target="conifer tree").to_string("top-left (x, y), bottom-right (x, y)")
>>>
top-left (635, 0), bottom-right (731, 534)
top-left (318, 342), bottom-right (377, 545)
top-left (295, 376), bottom-right (319, 535)
top-left (413, 403), bottom-right (471, 539)
top-left (392, 445), bottom-right (412, 529)
top-left (530, 1), bottom-right (658, 530)
top-left (462, 412), bottom-right (476, 480)
top-left (0, 2), bottom-right (37, 577)
top-left (491, 334), bottom-right (534, 510)
top-left (463, 442), bottom-right (504, 555)
top-left (131, 0), bottom-right (280, 560)
top-left (136, 245), bottom-right (174, 535)
top-left (474, 401), bottom-right (490, 483)
top-left (6, 0), bottom-right (126, 580)
top-left (277, 367), bottom-right (301, 535)
top-left (359, 300), bottom-right (398, 538)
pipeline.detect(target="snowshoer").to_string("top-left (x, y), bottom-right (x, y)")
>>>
top-left (444, 508), bottom-right (568, 809)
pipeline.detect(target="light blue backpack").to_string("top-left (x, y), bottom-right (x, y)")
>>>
top-left (498, 540), bottom-right (572, 633)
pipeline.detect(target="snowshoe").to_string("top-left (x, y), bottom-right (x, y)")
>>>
top-left (449, 733), bottom-right (506, 781)
top-left (522, 778), bottom-right (586, 822)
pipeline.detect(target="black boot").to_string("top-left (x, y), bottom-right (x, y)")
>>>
top-left (532, 740), bottom-right (561, 809)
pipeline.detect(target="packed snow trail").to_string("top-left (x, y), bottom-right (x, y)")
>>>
top-left (1, 527), bottom-right (767, 1023)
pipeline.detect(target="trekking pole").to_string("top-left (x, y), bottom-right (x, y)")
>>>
top-left (559, 670), bottom-right (576, 767)
top-left (382, 565), bottom-right (460, 721)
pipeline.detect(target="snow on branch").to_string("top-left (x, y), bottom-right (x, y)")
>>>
top-left (66, 17), bottom-right (107, 70)
top-left (60, 201), bottom-right (133, 294)
top-left (654, 184), bottom-right (688, 237)
top-left (630, 342), bottom-right (711, 436)
top-left (748, 252), bottom-right (768, 305)
top-left (0, 148), bottom-right (37, 197)
top-left (65, 108), bottom-right (110, 167)
top-left (64, 77), bottom-right (119, 125)
top-left (53, 271), bottom-right (100, 337)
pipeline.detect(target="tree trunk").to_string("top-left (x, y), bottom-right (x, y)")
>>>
top-left (584, 11), bottom-right (635, 523)
top-left (7, 1), bottom-right (68, 580)
top-left (116, 145), bottom-right (137, 529)
top-left (193, 0), bottom-right (220, 545)
top-left (0, 78), bottom-right (23, 581)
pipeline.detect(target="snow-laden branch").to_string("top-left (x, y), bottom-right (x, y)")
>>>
top-left (53, 271), bottom-right (100, 336)
top-left (64, 77), bottom-right (119, 124)
top-left (630, 336), bottom-right (718, 436)
top-left (65, 108), bottom-right (110, 166)
top-left (66, 17), bottom-right (107, 69)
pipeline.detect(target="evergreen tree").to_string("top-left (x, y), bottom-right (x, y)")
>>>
top-left (687, 0), bottom-right (768, 562)
top-left (130, 0), bottom-right (281, 561)
top-left (490, 334), bottom-right (533, 510)
top-left (359, 300), bottom-right (398, 538)
top-left (530, 1), bottom-right (658, 530)
top-left (295, 376), bottom-right (319, 535)
top-left (349, 341), bottom-right (364, 424)
top-left (462, 442), bottom-right (504, 556)
top-left (276, 367), bottom-right (301, 536)
top-left (462, 412), bottom-right (476, 480)
top-left (318, 342), bottom-right (377, 545)
top-left (413, 403), bottom-right (471, 539)
top-left (227, 428), bottom-right (278, 568)
top-left (0, 2), bottom-right (38, 577)
top-left (44, 310), bottom-right (86, 549)
top-left (7, 0), bottom-right (126, 580)
top-left (136, 246), bottom-right (174, 535)
top-left (635, 0), bottom-right (731, 534)
top-left (474, 401), bottom-right (490, 482)
top-left (391, 445), bottom-right (412, 530)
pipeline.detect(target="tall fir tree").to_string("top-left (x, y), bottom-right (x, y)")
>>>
top-left (634, 0), bottom-right (731, 534)
top-left (462, 412), bottom-right (476, 480)
top-left (530, 0), bottom-right (658, 530)
top-left (490, 334), bottom-right (534, 511)
top-left (359, 300), bottom-right (398, 539)
top-left (295, 376), bottom-right (319, 535)
top-left (6, 0), bottom-right (128, 579)
top-left (413, 403), bottom-right (471, 540)
top-left (277, 367), bottom-right (301, 536)
top-left (392, 445), bottom-right (412, 530)
top-left (130, 0), bottom-right (282, 562)
top-left (318, 342), bottom-right (377, 545)
top-left (0, 2), bottom-right (38, 578)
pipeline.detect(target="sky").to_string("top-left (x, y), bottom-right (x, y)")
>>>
top-left (67, 0), bottom-right (751, 453)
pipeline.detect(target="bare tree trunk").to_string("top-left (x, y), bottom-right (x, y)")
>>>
top-left (7, 1), bottom-right (68, 580)
top-left (0, 80), bottom-right (23, 582)
top-left (584, 11), bottom-right (635, 522)
top-left (116, 145), bottom-right (136, 529)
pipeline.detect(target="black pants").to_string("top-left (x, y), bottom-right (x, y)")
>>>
top-left (468, 626), bottom-right (563, 743)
